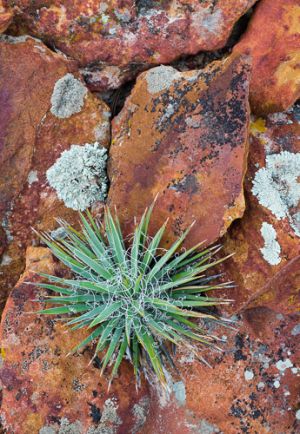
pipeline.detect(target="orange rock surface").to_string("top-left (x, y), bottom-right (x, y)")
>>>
top-left (142, 307), bottom-right (300, 433)
top-left (234, 0), bottom-right (300, 114)
top-left (1, 249), bottom-right (299, 433)
top-left (108, 53), bottom-right (251, 249)
top-left (0, 35), bottom-right (110, 305)
top-left (0, 247), bottom-right (149, 434)
top-left (221, 107), bottom-right (300, 314)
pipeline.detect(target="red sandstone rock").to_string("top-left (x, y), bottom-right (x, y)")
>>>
top-left (0, 247), bottom-right (149, 434)
top-left (3, 0), bottom-right (256, 90)
top-left (142, 307), bottom-right (300, 433)
top-left (221, 106), bottom-right (300, 314)
top-left (0, 35), bottom-right (110, 306)
top-left (108, 53), bottom-right (251, 249)
top-left (234, 0), bottom-right (300, 114)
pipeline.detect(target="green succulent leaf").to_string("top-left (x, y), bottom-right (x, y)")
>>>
top-left (33, 203), bottom-right (231, 388)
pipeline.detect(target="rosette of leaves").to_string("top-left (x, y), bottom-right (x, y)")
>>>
top-left (35, 204), bottom-right (232, 387)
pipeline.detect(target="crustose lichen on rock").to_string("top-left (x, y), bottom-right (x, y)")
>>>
top-left (46, 142), bottom-right (108, 211)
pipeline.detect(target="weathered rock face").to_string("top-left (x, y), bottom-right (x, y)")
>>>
top-left (0, 1), bottom-right (12, 32)
top-left (234, 0), bottom-right (300, 115)
top-left (142, 308), bottom-right (300, 434)
top-left (221, 106), bottom-right (300, 314)
top-left (108, 53), bottom-right (251, 249)
top-left (0, 35), bottom-right (110, 305)
top-left (1, 250), bottom-right (299, 434)
top-left (0, 247), bottom-right (149, 434)
top-left (3, 0), bottom-right (256, 90)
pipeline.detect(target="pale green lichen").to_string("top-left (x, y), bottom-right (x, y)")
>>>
top-left (132, 397), bottom-right (150, 433)
top-left (39, 418), bottom-right (82, 434)
top-left (146, 66), bottom-right (179, 94)
top-left (46, 143), bottom-right (108, 211)
top-left (172, 381), bottom-right (186, 406)
top-left (252, 151), bottom-right (300, 236)
top-left (27, 170), bottom-right (38, 186)
top-left (50, 73), bottom-right (87, 119)
top-left (260, 222), bottom-right (281, 266)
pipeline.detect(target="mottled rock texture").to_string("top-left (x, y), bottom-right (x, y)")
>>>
top-left (234, 0), bottom-right (300, 115)
top-left (3, 0), bottom-right (256, 90)
top-left (0, 1), bottom-right (11, 32)
top-left (142, 308), bottom-right (300, 434)
top-left (109, 53), bottom-right (251, 249)
top-left (0, 247), bottom-right (149, 434)
top-left (221, 106), bottom-right (300, 314)
top-left (1, 256), bottom-right (299, 434)
top-left (0, 35), bottom-right (110, 306)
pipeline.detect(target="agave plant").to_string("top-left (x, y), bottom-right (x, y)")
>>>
top-left (35, 204), bottom-right (232, 387)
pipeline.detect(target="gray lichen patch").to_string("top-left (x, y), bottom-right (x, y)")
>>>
top-left (291, 324), bottom-right (300, 336)
top-left (252, 151), bottom-right (300, 236)
top-left (260, 222), bottom-right (281, 266)
top-left (50, 73), bottom-right (88, 119)
top-left (275, 358), bottom-right (293, 372)
top-left (172, 381), bottom-right (186, 406)
top-left (27, 170), bottom-right (38, 186)
top-left (39, 418), bottom-right (83, 434)
top-left (86, 398), bottom-right (122, 434)
top-left (0, 254), bottom-right (12, 267)
top-left (94, 114), bottom-right (110, 143)
top-left (192, 8), bottom-right (224, 38)
top-left (100, 398), bottom-right (122, 426)
top-left (132, 397), bottom-right (150, 433)
top-left (146, 66), bottom-right (179, 94)
top-left (0, 34), bottom-right (37, 44)
top-left (46, 143), bottom-right (108, 211)
top-left (197, 419), bottom-right (222, 434)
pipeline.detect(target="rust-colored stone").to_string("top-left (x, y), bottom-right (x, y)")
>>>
top-left (0, 1), bottom-right (12, 33)
top-left (142, 308), bottom-right (300, 433)
top-left (0, 247), bottom-right (149, 434)
top-left (0, 35), bottom-right (110, 306)
top-left (234, 0), bottom-right (300, 114)
top-left (108, 53), bottom-right (251, 249)
top-left (221, 107), bottom-right (300, 314)
top-left (3, 0), bottom-right (256, 90)
top-left (1, 249), bottom-right (299, 433)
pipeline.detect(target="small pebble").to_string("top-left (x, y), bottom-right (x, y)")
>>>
top-left (244, 369), bottom-right (254, 381)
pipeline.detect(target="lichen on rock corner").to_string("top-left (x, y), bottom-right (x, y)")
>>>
top-left (252, 151), bottom-right (300, 236)
top-left (146, 66), bottom-right (180, 94)
top-left (50, 73), bottom-right (88, 119)
top-left (46, 143), bottom-right (108, 211)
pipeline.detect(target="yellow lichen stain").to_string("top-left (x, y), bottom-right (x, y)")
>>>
top-left (244, 272), bottom-right (265, 293)
top-left (24, 413), bottom-right (44, 433)
top-left (257, 291), bottom-right (274, 304)
top-left (283, 5), bottom-right (300, 35)
top-left (223, 236), bottom-right (249, 264)
top-left (0, 347), bottom-right (5, 359)
top-left (250, 118), bottom-right (266, 135)
top-left (287, 294), bottom-right (298, 306)
top-left (274, 51), bottom-right (300, 89)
